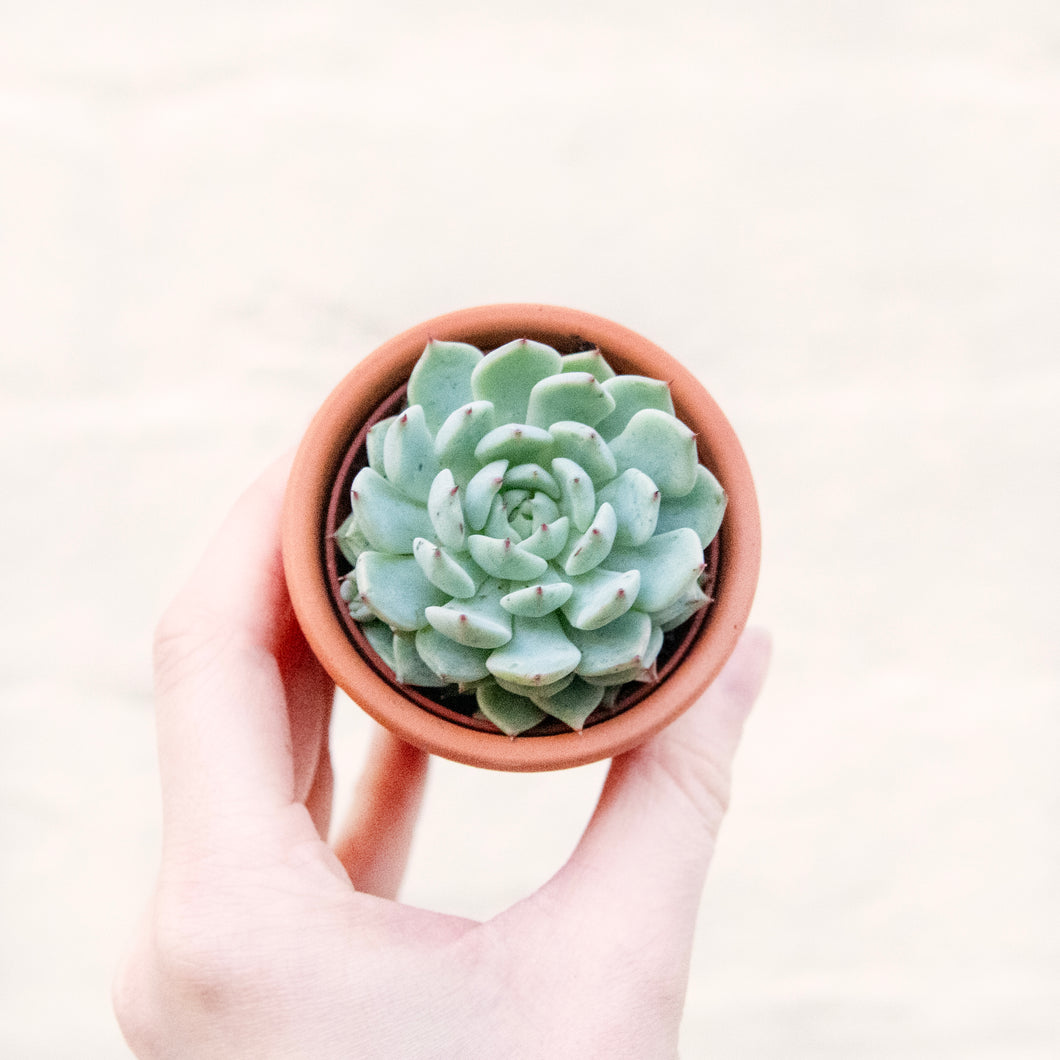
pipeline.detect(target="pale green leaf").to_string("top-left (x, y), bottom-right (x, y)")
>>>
top-left (383, 404), bottom-right (441, 502)
top-left (525, 372), bottom-right (616, 429)
top-left (559, 348), bottom-right (615, 382)
top-left (392, 632), bottom-right (447, 687)
top-left (609, 409), bottom-right (698, 498)
top-left (564, 502), bottom-right (618, 577)
top-left (570, 609), bottom-right (653, 677)
top-left (532, 678), bottom-right (605, 730)
top-left (486, 613), bottom-right (581, 687)
top-left (608, 528), bottom-right (705, 613)
top-left (354, 552), bottom-right (447, 631)
top-left (470, 338), bottom-right (563, 425)
top-left (597, 468), bottom-right (661, 547)
top-left (350, 467), bottom-right (433, 554)
top-left (414, 626), bottom-right (491, 683)
top-left (595, 375), bottom-right (675, 440)
top-left (475, 683), bottom-right (548, 736)
top-left (561, 566), bottom-right (640, 630)
top-left (407, 340), bottom-right (482, 434)
top-left (655, 464), bottom-right (727, 545)
top-left (434, 401), bottom-right (497, 488)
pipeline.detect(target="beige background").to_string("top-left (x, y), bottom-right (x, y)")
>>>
top-left (2, 2), bottom-right (1058, 1056)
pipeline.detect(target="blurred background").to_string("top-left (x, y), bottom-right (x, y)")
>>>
top-left (2, 2), bottom-right (1057, 1055)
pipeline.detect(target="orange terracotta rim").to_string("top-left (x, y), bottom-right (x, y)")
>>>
top-left (282, 304), bottom-right (761, 771)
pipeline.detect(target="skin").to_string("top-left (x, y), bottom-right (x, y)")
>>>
top-left (113, 459), bottom-right (771, 1059)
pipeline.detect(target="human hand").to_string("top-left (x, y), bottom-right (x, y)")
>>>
top-left (113, 459), bottom-right (770, 1059)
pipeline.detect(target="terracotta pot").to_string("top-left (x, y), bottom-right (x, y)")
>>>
top-left (282, 304), bottom-right (760, 771)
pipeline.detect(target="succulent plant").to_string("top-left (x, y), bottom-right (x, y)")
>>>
top-left (333, 337), bottom-right (727, 737)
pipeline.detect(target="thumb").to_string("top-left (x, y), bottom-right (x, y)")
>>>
top-left (533, 628), bottom-right (771, 962)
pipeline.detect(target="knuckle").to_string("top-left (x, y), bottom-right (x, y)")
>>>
top-left (152, 603), bottom-right (234, 693)
top-left (112, 945), bottom-right (163, 1057)
top-left (152, 873), bottom-right (256, 993)
top-left (654, 740), bottom-right (733, 839)
top-left (112, 891), bottom-right (257, 1056)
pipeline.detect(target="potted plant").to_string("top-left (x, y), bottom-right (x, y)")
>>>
top-left (282, 304), bottom-right (760, 771)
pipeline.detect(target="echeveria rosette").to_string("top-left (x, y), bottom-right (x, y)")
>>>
top-left (334, 338), bottom-right (727, 737)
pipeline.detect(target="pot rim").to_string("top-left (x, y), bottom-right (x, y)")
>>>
top-left (282, 303), bottom-right (761, 771)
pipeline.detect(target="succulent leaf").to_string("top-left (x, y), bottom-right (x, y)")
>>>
top-left (414, 626), bottom-right (491, 683)
top-left (644, 622), bottom-right (665, 668)
top-left (434, 401), bottom-right (496, 487)
top-left (361, 621), bottom-right (398, 670)
top-left (597, 468), bottom-right (661, 547)
top-left (560, 348), bottom-right (616, 382)
top-left (468, 534), bottom-right (548, 580)
top-left (351, 467), bottom-right (433, 553)
top-left (474, 423), bottom-right (555, 466)
top-left (528, 492), bottom-right (561, 526)
top-left (530, 678), bottom-right (605, 730)
top-left (655, 464), bottom-right (727, 543)
top-left (504, 463), bottom-right (561, 499)
top-left (424, 585), bottom-right (513, 648)
top-left (412, 537), bottom-right (478, 599)
top-left (596, 375), bottom-right (676, 440)
top-left (407, 340), bottom-right (482, 433)
top-left (486, 612), bottom-right (581, 687)
top-left (552, 457), bottom-right (596, 531)
top-left (549, 422), bottom-right (618, 485)
top-left (570, 609), bottom-right (653, 677)
top-left (609, 409), bottom-right (698, 498)
top-left (581, 664), bottom-right (652, 687)
top-left (562, 565), bottom-right (640, 630)
top-left (464, 459), bottom-right (509, 532)
top-left (525, 372), bottom-right (616, 430)
top-left (609, 528), bottom-right (705, 613)
top-left (334, 512), bottom-right (370, 565)
top-left (519, 516), bottom-right (570, 560)
top-left (476, 683), bottom-right (548, 737)
top-left (495, 671), bottom-right (574, 701)
top-left (341, 570), bottom-right (374, 622)
top-left (427, 469), bottom-right (467, 550)
top-left (355, 551), bottom-right (447, 631)
top-left (653, 583), bottom-right (711, 632)
top-left (366, 416), bottom-right (396, 473)
top-left (483, 494), bottom-right (522, 542)
top-left (393, 632), bottom-right (448, 687)
top-left (563, 502), bottom-right (618, 577)
top-left (501, 573), bottom-right (574, 617)
top-left (383, 404), bottom-right (441, 502)
top-left (470, 338), bottom-right (563, 425)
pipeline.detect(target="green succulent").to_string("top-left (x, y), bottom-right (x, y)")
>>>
top-left (334, 338), bottom-right (726, 736)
